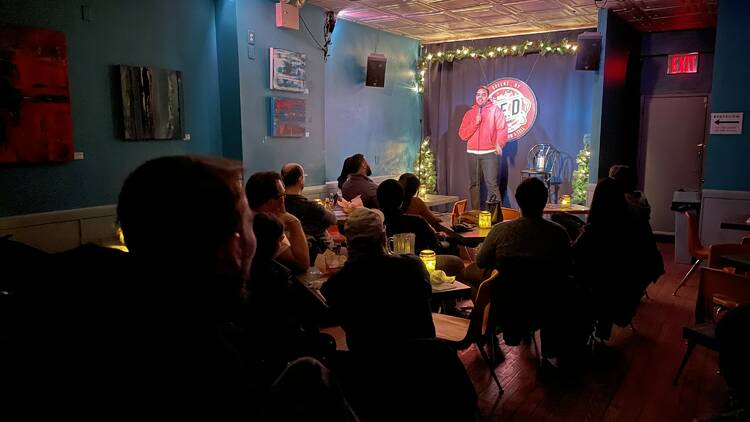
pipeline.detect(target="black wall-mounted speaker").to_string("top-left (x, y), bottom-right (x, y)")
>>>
top-left (576, 32), bottom-right (602, 71)
top-left (366, 53), bottom-right (386, 87)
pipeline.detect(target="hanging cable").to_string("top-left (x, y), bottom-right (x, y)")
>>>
top-left (299, 14), bottom-right (324, 50)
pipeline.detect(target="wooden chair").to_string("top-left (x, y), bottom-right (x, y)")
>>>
top-left (451, 199), bottom-right (468, 225)
top-left (673, 267), bottom-right (750, 385)
top-left (673, 211), bottom-right (710, 296)
top-left (432, 270), bottom-right (503, 393)
top-left (501, 207), bottom-right (521, 221)
top-left (707, 242), bottom-right (750, 270)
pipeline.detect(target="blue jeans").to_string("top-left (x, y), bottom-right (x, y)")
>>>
top-left (468, 152), bottom-right (500, 210)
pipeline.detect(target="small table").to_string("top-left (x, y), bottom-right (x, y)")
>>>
top-left (298, 268), bottom-right (469, 303)
top-left (720, 221), bottom-right (750, 231)
top-left (721, 254), bottom-right (750, 273)
top-left (423, 194), bottom-right (460, 209)
top-left (543, 204), bottom-right (590, 215)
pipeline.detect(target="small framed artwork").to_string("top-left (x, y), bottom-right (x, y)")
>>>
top-left (270, 48), bottom-right (306, 93)
top-left (269, 96), bottom-right (305, 137)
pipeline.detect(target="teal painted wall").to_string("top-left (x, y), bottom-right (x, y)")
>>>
top-left (704, 0), bottom-right (750, 191)
top-left (0, 0), bottom-right (223, 217)
top-left (234, 0), bottom-right (327, 184)
top-left (324, 19), bottom-right (421, 181)
top-left (215, 0), bottom-right (242, 160)
top-left (0, 0), bottom-right (425, 217)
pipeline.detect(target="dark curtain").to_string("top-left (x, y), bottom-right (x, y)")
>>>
top-left (423, 29), bottom-right (595, 209)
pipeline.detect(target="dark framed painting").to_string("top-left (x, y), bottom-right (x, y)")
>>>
top-left (269, 96), bottom-right (305, 137)
top-left (119, 65), bottom-right (184, 140)
top-left (0, 25), bottom-right (73, 163)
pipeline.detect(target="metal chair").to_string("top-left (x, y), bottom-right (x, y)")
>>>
top-left (521, 144), bottom-right (561, 203)
top-left (673, 211), bottom-right (709, 296)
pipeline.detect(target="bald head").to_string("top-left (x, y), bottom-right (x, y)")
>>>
top-left (281, 163), bottom-right (304, 192)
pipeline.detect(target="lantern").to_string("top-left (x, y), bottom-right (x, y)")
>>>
top-left (478, 210), bottom-right (492, 229)
top-left (419, 249), bottom-right (437, 272)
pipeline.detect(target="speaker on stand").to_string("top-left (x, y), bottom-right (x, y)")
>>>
top-left (575, 32), bottom-right (602, 71)
top-left (366, 53), bottom-right (386, 87)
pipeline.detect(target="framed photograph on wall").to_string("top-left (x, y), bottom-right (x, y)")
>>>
top-left (270, 48), bottom-right (306, 93)
top-left (269, 96), bottom-right (305, 137)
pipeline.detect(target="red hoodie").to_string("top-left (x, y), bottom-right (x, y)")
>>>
top-left (458, 103), bottom-right (508, 154)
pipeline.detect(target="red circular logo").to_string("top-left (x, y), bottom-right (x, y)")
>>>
top-left (486, 78), bottom-right (537, 141)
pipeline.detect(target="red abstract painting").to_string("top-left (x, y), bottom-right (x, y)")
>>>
top-left (0, 26), bottom-right (73, 163)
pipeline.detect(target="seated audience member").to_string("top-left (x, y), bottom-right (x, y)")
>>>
top-left (281, 162), bottom-right (337, 258)
top-left (337, 154), bottom-right (378, 208)
top-left (321, 208), bottom-right (435, 352)
top-left (8, 156), bottom-right (356, 419)
top-left (377, 179), bottom-right (464, 277)
top-left (573, 177), bottom-right (663, 340)
top-left (473, 178), bottom-right (571, 272)
top-left (609, 164), bottom-right (651, 221)
top-left (245, 171), bottom-right (309, 273)
top-left (398, 173), bottom-right (443, 233)
top-left (241, 212), bottom-right (334, 381)
top-left (468, 178), bottom-right (575, 353)
top-left (8, 156), bottom-right (259, 414)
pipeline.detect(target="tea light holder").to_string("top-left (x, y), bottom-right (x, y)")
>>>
top-left (478, 210), bottom-right (492, 229)
top-left (419, 186), bottom-right (427, 199)
top-left (419, 249), bottom-right (436, 272)
top-left (560, 194), bottom-right (571, 208)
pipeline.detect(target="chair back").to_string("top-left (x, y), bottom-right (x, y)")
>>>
top-left (695, 267), bottom-right (750, 323)
top-left (464, 270), bottom-right (499, 344)
top-left (707, 243), bottom-right (750, 269)
top-left (685, 211), bottom-right (707, 258)
top-left (527, 144), bottom-right (558, 172)
top-left (348, 338), bottom-right (478, 421)
top-left (501, 207), bottom-right (521, 221)
top-left (451, 199), bottom-right (468, 225)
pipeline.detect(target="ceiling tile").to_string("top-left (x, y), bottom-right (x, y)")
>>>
top-left (503, 0), bottom-right (563, 13)
top-left (380, 2), bottom-right (439, 15)
top-left (407, 12), bottom-right (460, 24)
top-left (309, 0), bottom-right (717, 42)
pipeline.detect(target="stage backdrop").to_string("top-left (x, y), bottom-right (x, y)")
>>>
top-left (423, 29), bottom-right (594, 209)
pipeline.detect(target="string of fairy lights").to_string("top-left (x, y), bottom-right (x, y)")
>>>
top-left (414, 39), bottom-right (578, 92)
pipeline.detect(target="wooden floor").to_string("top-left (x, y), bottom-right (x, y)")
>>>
top-left (463, 243), bottom-right (730, 422)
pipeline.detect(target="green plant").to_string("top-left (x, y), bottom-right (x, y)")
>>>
top-left (572, 134), bottom-right (591, 205)
top-left (414, 137), bottom-right (437, 194)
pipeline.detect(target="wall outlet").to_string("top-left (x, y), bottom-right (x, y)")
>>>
top-left (247, 31), bottom-right (255, 45)
top-left (184, 133), bottom-right (191, 140)
top-left (81, 5), bottom-right (93, 22)
top-left (73, 152), bottom-right (85, 160)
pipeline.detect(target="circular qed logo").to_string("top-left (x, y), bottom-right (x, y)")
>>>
top-left (486, 78), bottom-right (537, 141)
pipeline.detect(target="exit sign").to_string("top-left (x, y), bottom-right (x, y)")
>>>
top-left (667, 52), bottom-right (699, 74)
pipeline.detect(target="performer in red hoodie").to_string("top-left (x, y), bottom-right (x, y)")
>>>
top-left (458, 86), bottom-right (508, 210)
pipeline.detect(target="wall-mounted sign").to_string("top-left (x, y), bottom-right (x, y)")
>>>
top-left (667, 52), bottom-right (699, 74)
top-left (710, 112), bottom-right (743, 135)
top-left (487, 78), bottom-right (537, 141)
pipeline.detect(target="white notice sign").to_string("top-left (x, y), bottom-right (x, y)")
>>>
top-left (710, 112), bottom-right (743, 135)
